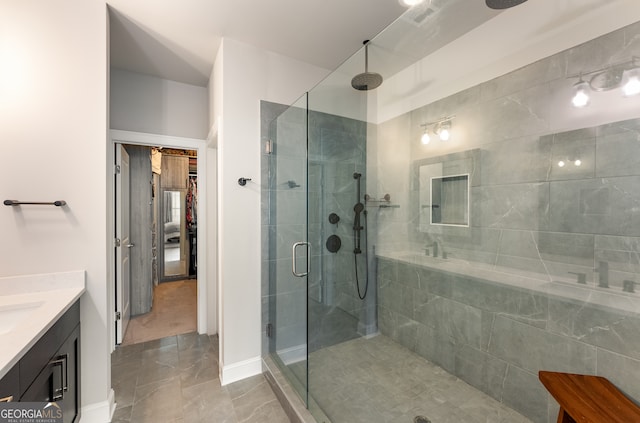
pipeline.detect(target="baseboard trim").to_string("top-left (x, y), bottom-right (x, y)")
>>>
top-left (79, 388), bottom-right (115, 423)
top-left (220, 356), bottom-right (262, 386)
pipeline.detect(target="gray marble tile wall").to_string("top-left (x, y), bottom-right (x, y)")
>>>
top-left (261, 101), bottom-right (369, 362)
top-left (376, 19), bottom-right (640, 423)
top-left (308, 110), bottom-right (368, 332)
top-left (394, 21), bottom-right (640, 290)
top-left (377, 257), bottom-right (640, 423)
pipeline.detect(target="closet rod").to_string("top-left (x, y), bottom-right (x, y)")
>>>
top-left (4, 200), bottom-right (67, 207)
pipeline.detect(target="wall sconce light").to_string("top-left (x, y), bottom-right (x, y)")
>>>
top-left (421, 130), bottom-right (431, 145)
top-left (623, 68), bottom-right (640, 97)
top-left (569, 57), bottom-right (640, 107)
top-left (420, 115), bottom-right (455, 145)
top-left (572, 75), bottom-right (590, 108)
top-left (438, 120), bottom-right (451, 141)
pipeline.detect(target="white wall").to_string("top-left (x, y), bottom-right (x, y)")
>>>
top-left (0, 0), bottom-right (112, 420)
top-left (211, 38), bottom-right (329, 384)
top-left (110, 68), bottom-right (208, 139)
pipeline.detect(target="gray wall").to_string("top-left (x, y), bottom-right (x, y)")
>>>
top-left (377, 18), bottom-right (640, 423)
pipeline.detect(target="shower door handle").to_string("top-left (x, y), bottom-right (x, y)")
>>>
top-left (292, 242), bottom-right (310, 277)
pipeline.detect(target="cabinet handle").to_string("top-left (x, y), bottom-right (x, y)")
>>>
top-left (49, 356), bottom-right (65, 401)
top-left (61, 353), bottom-right (69, 392)
top-left (0, 395), bottom-right (13, 402)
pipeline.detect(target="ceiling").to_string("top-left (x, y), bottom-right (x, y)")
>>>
top-left (107, 0), bottom-right (409, 87)
top-left (107, 0), bottom-right (640, 94)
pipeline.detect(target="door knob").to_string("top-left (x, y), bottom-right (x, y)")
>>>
top-left (126, 243), bottom-right (135, 248)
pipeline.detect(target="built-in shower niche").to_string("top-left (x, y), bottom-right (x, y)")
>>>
top-left (413, 149), bottom-right (479, 232)
top-left (430, 174), bottom-right (469, 226)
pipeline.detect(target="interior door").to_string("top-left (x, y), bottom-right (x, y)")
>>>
top-left (268, 94), bottom-right (309, 405)
top-left (115, 144), bottom-right (131, 344)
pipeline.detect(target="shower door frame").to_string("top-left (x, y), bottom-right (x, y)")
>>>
top-left (267, 93), bottom-right (311, 408)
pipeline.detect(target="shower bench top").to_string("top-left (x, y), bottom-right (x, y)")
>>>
top-left (539, 371), bottom-right (640, 423)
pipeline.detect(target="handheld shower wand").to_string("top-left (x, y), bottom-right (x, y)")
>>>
top-left (352, 172), bottom-right (368, 299)
top-left (353, 172), bottom-right (364, 254)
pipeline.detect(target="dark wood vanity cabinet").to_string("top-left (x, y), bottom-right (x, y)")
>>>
top-left (0, 301), bottom-right (80, 423)
top-left (0, 364), bottom-right (19, 402)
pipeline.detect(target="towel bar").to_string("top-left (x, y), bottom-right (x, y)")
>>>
top-left (3, 200), bottom-right (67, 207)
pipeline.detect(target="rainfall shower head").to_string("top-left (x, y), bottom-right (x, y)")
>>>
top-left (351, 41), bottom-right (383, 91)
top-left (486, 0), bottom-right (528, 9)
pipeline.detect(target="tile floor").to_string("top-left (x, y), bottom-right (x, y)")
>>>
top-left (289, 335), bottom-right (534, 423)
top-left (111, 332), bottom-right (290, 422)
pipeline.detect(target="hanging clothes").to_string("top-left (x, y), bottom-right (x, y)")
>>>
top-left (186, 176), bottom-right (197, 228)
top-left (151, 148), bottom-right (162, 174)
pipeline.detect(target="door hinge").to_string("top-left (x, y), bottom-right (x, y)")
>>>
top-left (114, 238), bottom-right (121, 247)
top-left (266, 323), bottom-right (274, 338)
top-left (114, 164), bottom-right (121, 174)
top-left (115, 311), bottom-right (121, 321)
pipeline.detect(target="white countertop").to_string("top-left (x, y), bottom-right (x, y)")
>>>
top-left (0, 271), bottom-right (85, 379)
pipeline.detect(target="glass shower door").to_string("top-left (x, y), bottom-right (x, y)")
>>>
top-left (268, 94), bottom-right (309, 406)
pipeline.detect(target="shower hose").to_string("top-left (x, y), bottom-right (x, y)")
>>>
top-left (354, 209), bottom-right (369, 300)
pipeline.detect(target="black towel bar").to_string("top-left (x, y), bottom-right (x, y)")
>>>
top-left (3, 200), bottom-right (67, 207)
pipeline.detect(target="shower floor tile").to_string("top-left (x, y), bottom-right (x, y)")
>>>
top-left (304, 335), bottom-right (533, 423)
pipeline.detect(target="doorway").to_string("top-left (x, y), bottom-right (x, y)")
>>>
top-left (110, 130), bottom-right (210, 350)
top-left (115, 143), bottom-right (198, 345)
top-left (157, 153), bottom-right (198, 283)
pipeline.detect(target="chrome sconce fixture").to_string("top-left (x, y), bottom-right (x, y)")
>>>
top-left (420, 116), bottom-right (455, 145)
top-left (569, 57), bottom-right (640, 108)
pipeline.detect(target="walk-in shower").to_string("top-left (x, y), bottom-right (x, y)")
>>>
top-left (262, 1), bottom-right (640, 423)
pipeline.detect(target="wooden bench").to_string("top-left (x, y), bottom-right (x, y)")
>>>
top-left (539, 371), bottom-right (640, 423)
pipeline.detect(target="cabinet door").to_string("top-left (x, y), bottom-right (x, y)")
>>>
top-left (0, 364), bottom-right (19, 402)
top-left (20, 360), bottom-right (57, 402)
top-left (160, 155), bottom-right (188, 189)
top-left (20, 325), bottom-right (80, 423)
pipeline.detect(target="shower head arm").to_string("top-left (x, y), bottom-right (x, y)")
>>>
top-left (364, 43), bottom-right (369, 73)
